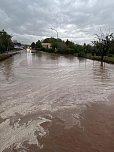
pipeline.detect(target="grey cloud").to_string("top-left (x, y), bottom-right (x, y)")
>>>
top-left (0, 0), bottom-right (114, 44)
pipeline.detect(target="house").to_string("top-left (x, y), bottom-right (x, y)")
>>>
top-left (41, 43), bottom-right (52, 49)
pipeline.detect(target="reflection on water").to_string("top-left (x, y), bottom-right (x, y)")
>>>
top-left (26, 52), bottom-right (32, 65)
top-left (78, 57), bottom-right (86, 63)
top-left (0, 57), bottom-right (14, 81)
top-left (92, 61), bottom-right (110, 84)
top-left (0, 51), bottom-right (114, 152)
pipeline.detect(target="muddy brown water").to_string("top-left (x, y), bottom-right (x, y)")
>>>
top-left (0, 51), bottom-right (114, 152)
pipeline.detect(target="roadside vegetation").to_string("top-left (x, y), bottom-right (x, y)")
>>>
top-left (31, 32), bottom-right (114, 64)
top-left (0, 29), bottom-right (14, 54)
top-left (1, 29), bottom-right (114, 64)
top-left (0, 29), bottom-right (20, 61)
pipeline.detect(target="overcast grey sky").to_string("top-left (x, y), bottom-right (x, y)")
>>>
top-left (0, 0), bottom-right (114, 44)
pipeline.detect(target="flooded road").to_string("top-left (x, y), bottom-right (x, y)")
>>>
top-left (0, 51), bottom-right (114, 152)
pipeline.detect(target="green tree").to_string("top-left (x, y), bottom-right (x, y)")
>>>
top-left (0, 29), bottom-right (13, 53)
top-left (31, 42), bottom-right (36, 49)
top-left (36, 40), bottom-right (42, 49)
top-left (51, 42), bottom-right (57, 50)
top-left (65, 39), bottom-right (75, 48)
top-left (109, 39), bottom-right (114, 55)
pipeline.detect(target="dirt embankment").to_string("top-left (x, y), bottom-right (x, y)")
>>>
top-left (0, 51), bottom-right (19, 61)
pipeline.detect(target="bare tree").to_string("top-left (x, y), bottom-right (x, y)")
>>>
top-left (92, 31), bottom-right (113, 61)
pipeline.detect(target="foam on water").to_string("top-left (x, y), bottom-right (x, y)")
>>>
top-left (0, 52), bottom-right (114, 151)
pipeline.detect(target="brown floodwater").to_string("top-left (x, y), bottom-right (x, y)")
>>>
top-left (0, 51), bottom-right (114, 152)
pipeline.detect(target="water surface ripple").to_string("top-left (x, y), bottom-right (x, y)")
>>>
top-left (0, 51), bottom-right (114, 152)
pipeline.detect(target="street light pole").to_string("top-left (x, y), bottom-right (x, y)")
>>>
top-left (50, 28), bottom-right (58, 39)
top-left (50, 28), bottom-right (59, 52)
